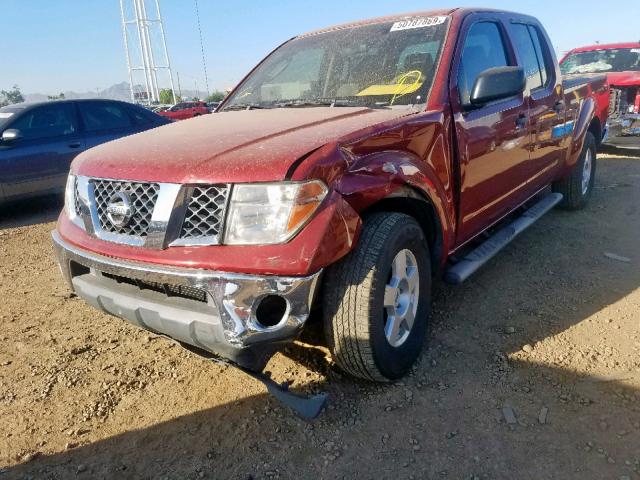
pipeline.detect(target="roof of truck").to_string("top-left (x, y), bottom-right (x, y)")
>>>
top-left (297, 8), bottom-right (532, 38)
top-left (566, 42), bottom-right (640, 54)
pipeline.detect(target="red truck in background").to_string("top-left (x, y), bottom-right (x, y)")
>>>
top-left (561, 42), bottom-right (640, 147)
top-left (53, 8), bottom-right (608, 400)
top-left (157, 101), bottom-right (210, 120)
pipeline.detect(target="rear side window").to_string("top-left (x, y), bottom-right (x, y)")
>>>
top-left (79, 102), bottom-right (133, 131)
top-left (10, 103), bottom-right (78, 140)
top-left (528, 26), bottom-right (551, 86)
top-left (458, 22), bottom-right (510, 105)
top-left (128, 105), bottom-right (158, 125)
top-left (510, 23), bottom-right (551, 91)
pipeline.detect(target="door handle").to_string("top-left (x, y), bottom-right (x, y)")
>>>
top-left (554, 101), bottom-right (565, 113)
top-left (516, 114), bottom-right (527, 129)
top-left (68, 142), bottom-right (82, 149)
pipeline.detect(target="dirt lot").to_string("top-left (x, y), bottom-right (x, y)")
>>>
top-left (1, 153), bottom-right (639, 480)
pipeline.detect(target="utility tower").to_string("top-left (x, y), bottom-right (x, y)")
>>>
top-left (119, 0), bottom-right (176, 105)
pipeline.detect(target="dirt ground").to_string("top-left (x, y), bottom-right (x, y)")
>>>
top-left (1, 153), bottom-right (639, 480)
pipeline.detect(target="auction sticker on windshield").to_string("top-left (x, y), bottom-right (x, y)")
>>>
top-left (390, 16), bottom-right (447, 32)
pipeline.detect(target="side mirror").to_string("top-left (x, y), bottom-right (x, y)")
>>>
top-left (469, 66), bottom-right (526, 107)
top-left (1, 129), bottom-right (22, 143)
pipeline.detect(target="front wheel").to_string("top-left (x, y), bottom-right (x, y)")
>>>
top-left (553, 131), bottom-right (597, 210)
top-left (322, 212), bottom-right (431, 382)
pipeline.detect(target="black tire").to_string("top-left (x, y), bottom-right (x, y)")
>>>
top-left (553, 131), bottom-right (597, 210)
top-left (322, 212), bottom-right (431, 382)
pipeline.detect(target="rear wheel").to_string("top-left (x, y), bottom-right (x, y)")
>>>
top-left (322, 212), bottom-right (431, 382)
top-left (553, 131), bottom-right (597, 210)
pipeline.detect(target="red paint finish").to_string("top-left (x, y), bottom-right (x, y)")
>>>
top-left (73, 107), bottom-right (410, 184)
top-left (58, 8), bottom-right (607, 276)
top-left (57, 190), bottom-right (360, 276)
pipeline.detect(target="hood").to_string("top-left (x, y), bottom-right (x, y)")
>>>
top-left (607, 71), bottom-right (640, 87)
top-left (73, 107), bottom-right (410, 184)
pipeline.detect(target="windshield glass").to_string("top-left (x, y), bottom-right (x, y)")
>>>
top-left (0, 105), bottom-right (24, 129)
top-left (561, 48), bottom-right (640, 74)
top-left (223, 16), bottom-right (450, 110)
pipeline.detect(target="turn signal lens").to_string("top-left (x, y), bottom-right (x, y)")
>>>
top-left (287, 181), bottom-right (328, 233)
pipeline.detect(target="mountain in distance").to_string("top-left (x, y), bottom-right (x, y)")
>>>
top-left (24, 82), bottom-right (207, 104)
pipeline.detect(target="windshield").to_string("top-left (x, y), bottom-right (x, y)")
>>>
top-left (223, 16), bottom-right (450, 110)
top-left (561, 48), bottom-right (640, 74)
top-left (0, 105), bottom-right (24, 129)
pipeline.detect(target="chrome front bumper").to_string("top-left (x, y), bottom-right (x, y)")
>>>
top-left (52, 231), bottom-right (321, 368)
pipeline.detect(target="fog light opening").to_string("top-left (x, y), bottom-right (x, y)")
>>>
top-left (255, 295), bottom-right (288, 329)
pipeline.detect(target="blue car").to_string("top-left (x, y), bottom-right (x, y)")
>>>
top-left (0, 99), bottom-right (170, 204)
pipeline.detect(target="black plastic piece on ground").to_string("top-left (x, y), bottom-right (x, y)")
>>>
top-left (239, 366), bottom-right (328, 419)
top-left (179, 341), bottom-right (328, 419)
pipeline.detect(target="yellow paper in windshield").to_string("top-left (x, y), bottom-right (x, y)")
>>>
top-left (356, 70), bottom-right (423, 97)
top-left (356, 82), bottom-right (423, 96)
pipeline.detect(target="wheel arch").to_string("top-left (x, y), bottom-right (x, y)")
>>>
top-left (360, 186), bottom-right (444, 277)
top-left (588, 116), bottom-right (602, 148)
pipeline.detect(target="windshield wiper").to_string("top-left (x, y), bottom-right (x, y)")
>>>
top-left (223, 103), bottom-right (272, 111)
top-left (275, 98), bottom-right (390, 109)
top-left (275, 99), bottom-right (336, 108)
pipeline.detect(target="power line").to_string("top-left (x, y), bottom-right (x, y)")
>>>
top-left (194, 0), bottom-right (210, 98)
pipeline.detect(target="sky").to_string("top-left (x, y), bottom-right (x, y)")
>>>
top-left (2, 0), bottom-right (640, 96)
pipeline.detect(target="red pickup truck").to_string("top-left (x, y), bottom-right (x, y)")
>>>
top-left (561, 42), bottom-right (640, 148)
top-left (53, 8), bottom-right (607, 387)
top-left (157, 101), bottom-right (210, 120)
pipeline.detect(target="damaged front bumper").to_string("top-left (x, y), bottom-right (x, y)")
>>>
top-left (605, 114), bottom-right (640, 148)
top-left (52, 231), bottom-right (321, 370)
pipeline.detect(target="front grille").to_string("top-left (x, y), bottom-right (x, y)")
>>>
top-left (102, 272), bottom-right (208, 303)
top-left (179, 185), bottom-right (229, 240)
top-left (74, 178), bottom-right (82, 215)
top-left (92, 180), bottom-right (159, 237)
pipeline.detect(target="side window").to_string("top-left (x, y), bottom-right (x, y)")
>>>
top-left (79, 102), bottom-right (133, 132)
top-left (458, 22), bottom-right (509, 106)
top-left (129, 106), bottom-right (155, 126)
top-left (10, 104), bottom-right (78, 140)
top-left (528, 25), bottom-right (551, 86)
top-left (510, 24), bottom-right (544, 90)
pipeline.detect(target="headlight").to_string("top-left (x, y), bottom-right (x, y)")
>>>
top-left (64, 174), bottom-right (76, 219)
top-left (224, 180), bottom-right (328, 245)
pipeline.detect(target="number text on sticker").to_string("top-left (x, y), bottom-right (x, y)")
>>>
top-left (390, 16), bottom-right (447, 32)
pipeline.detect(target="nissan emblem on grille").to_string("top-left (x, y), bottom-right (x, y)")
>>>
top-left (106, 192), bottom-right (134, 228)
top-left (92, 179), bottom-right (159, 237)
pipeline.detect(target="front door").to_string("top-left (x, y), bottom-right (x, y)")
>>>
top-left (452, 18), bottom-right (533, 245)
top-left (0, 102), bottom-right (83, 199)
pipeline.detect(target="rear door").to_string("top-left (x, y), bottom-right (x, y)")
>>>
top-left (508, 21), bottom-right (567, 186)
top-left (0, 103), bottom-right (83, 199)
top-left (78, 101), bottom-right (136, 149)
top-left (451, 16), bottom-right (533, 245)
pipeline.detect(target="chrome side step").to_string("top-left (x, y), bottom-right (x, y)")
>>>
top-left (444, 193), bottom-right (563, 285)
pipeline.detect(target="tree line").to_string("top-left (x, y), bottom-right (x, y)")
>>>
top-left (159, 88), bottom-right (226, 105)
top-left (0, 85), bottom-right (24, 107)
